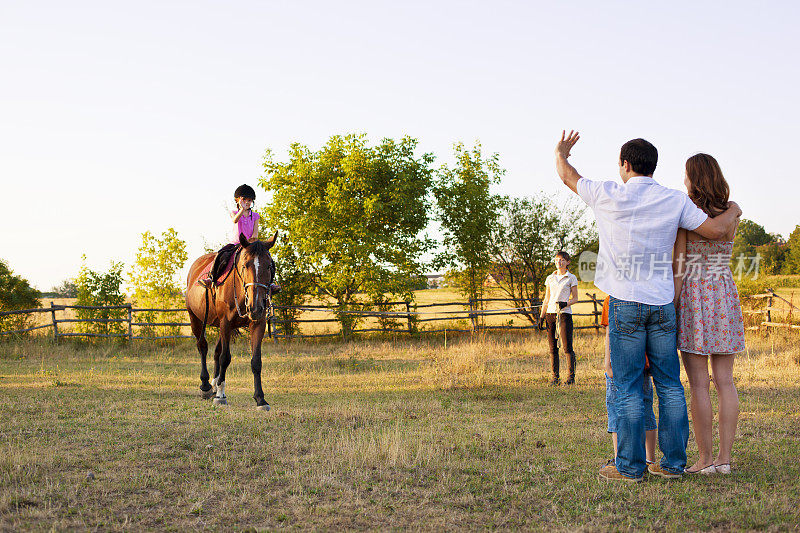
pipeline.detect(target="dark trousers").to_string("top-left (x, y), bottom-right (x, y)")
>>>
top-left (545, 312), bottom-right (576, 381)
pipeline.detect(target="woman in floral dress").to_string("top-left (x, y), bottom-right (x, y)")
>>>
top-left (673, 153), bottom-right (745, 475)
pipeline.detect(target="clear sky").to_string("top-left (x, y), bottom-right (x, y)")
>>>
top-left (2, 0), bottom-right (798, 291)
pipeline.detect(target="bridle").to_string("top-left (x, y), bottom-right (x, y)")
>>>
top-left (232, 248), bottom-right (275, 321)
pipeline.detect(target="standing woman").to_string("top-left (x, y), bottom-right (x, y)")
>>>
top-left (673, 154), bottom-right (745, 474)
top-left (539, 251), bottom-right (580, 385)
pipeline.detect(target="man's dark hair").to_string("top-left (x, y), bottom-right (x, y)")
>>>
top-left (620, 138), bottom-right (658, 176)
top-left (555, 250), bottom-right (571, 262)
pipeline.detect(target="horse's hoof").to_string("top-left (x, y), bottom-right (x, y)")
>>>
top-left (201, 389), bottom-right (215, 400)
top-left (213, 397), bottom-right (228, 406)
top-left (256, 403), bottom-right (270, 412)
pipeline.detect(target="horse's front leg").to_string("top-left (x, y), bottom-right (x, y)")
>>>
top-left (213, 320), bottom-right (233, 406)
top-left (210, 337), bottom-right (222, 395)
top-left (250, 320), bottom-right (269, 411)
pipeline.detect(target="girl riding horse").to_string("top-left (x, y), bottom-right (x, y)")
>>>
top-left (186, 231), bottom-right (278, 410)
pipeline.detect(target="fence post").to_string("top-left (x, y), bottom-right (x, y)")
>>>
top-left (468, 298), bottom-right (477, 332)
top-left (50, 301), bottom-right (59, 342)
top-left (127, 304), bottom-right (133, 341)
top-left (591, 293), bottom-right (600, 333)
top-left (405, 300), bottom-right (413, 335)
top-left (766, 290), bottom-right (773, 325)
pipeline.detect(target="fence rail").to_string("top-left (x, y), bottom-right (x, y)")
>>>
top-left (5, 289), bottom-right (795, 341)
top-left (0, 303), bottom-right (194, 340)
top-left (270, 294), bottom-right (604, 339)
top-left (0, 294), bottom-right (607, 341)
top-left (741, 289), bottom-right (799, 331)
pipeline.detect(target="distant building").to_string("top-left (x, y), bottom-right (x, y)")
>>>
top-left (424, 273), bottom-right (446, 289)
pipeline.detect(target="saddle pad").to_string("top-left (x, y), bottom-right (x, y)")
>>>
top-left (196, 251), bottom-right (237, 287)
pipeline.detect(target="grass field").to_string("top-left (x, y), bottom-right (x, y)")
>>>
top-left (2, 328), bottom-right (799, 531)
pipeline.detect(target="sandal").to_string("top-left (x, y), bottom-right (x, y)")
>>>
top-left (685, 464), bottom-right (717, 475)
top-left (713, 463), bottom-right (731, 474)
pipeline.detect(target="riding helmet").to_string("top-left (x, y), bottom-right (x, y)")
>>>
top-left (234, 184), bottom-right (256, 200)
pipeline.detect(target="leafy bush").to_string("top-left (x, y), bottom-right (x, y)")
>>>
top-left (735, 277), bottom-right (771, 297)
top-left (0, 259), bottom-right (41, 335)
top-left (270, 243), bottom-right (312, 337)
top-left (75, 259), bottom-right (126, 337)
top-left (736, 275), bottom-right (800, 298)
top-left (128, 229), bottom-right (187, 338)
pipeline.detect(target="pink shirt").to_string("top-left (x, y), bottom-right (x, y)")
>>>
top-left (231, 210), bottom-right (259, 243)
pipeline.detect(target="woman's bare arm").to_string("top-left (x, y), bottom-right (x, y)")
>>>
top-left (673, 228), bottom-right (687, 309)
top-left (567, 285), bottom-right (579, 308)
top-left (540, 286), bottom-right (550, 318)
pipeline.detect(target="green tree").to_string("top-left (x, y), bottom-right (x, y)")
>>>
top-left (732, 219), bottom-right (773, 269)
top-left (783, 225), bottom-right (800, 274)
top-left (270, 243), bottom-right (313, 336)
top-left (490, 194), bottom-right (596, 324)
top-left (260, 134), bottom-right (435, 337)
top-left (52, 278), bottom-right (78, 298)
top-left (757, 242), bottom-right (788, 276)
top-left (0, 259), bottom-right (41, 334)
top-left (734, 219), bottom-right (772, 251)
top-left (75, 258), bottom-right (126, 337)
top-left (434, 142), bottom-right (505, 316)
top-left (732, 219), bottom-right (789, 275)
top-left (128, 228), bottom-right (188, 337)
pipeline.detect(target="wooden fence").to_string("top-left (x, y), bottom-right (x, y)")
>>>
top-left (270, 294), bottom-right (604, 339)
top-left (741, 289), bottom-right (800, 331)
top-left (3, 289), bottom-right (798, 341)
top-left (0, 303), bottom-right (191, 340)
top-left (0, 294), bottom-right (606, 340)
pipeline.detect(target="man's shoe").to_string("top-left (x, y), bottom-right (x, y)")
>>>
top-left (599, 463), bottom-right (644, 483)
top-left (648, 463), bottom-right (683, 479)
top-left (550, 377), bottom-right (560, 386)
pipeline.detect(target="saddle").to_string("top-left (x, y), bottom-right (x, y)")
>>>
top-left (197, 244), bottom-right (239, 288)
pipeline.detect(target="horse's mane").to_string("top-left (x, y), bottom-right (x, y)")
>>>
top-left (245, 240), bottom-right (270, 257)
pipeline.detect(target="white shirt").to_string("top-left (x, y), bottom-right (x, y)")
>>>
top-left (545, 271), bottom-right (578, 314)
top-left (577, 176), bottom-right (708, 306)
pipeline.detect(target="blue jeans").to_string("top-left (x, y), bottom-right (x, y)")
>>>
top-left (608, 297), bottom-right (689, 478)
top-left (606, 373), bottom-right (656, 433)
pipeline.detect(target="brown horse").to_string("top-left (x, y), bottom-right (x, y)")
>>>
top-left (185, 232), bottom-right (277, 410)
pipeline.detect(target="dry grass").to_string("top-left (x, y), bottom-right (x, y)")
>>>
top-left (1, 328), bottom-right (799, 531)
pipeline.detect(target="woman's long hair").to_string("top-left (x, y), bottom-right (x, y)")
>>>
top-left (686, 153), bottom-right (729, 217)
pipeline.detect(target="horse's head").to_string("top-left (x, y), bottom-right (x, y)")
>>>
top-left (237, 231), bottom-right (278, 321)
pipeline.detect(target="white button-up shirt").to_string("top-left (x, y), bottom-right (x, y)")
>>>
top-left (577, 176), bottom-right (708, 306)
top-left (545, 271), bottom-right (578, 314)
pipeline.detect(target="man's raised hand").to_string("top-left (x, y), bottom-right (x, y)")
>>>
top-left (555, 130), bottom-right (580, 159)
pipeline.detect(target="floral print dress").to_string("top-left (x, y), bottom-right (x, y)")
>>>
top-left (677, 240), bottom-right (746, 355)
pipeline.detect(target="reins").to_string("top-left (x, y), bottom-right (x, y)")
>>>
top-left (231, 249), bottom-right (275, 326)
